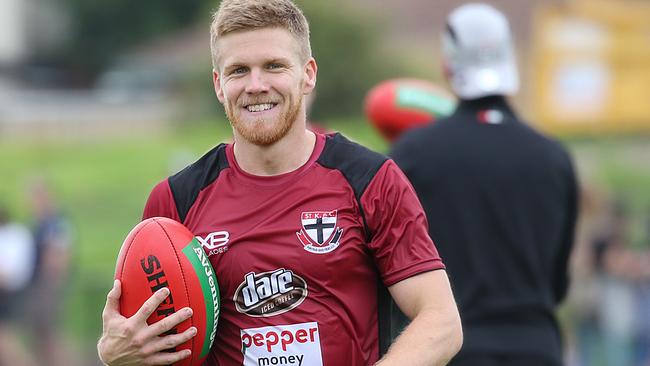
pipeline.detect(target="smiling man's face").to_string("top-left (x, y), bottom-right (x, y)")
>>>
top-left (213, 27), bottom-right (316, 146)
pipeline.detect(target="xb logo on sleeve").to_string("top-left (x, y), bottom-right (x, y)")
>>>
top-left (296, 210), bottom-right (343, 254)
top-left (196, 231), bottom-right (230, 256)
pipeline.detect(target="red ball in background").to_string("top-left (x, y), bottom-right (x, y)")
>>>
top-left (115, 217), bottom-right (220, 366)
top-left (364, 78), bottom-right (456, 142)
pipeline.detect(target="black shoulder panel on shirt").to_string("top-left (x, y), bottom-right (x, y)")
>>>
top-left (317, 133), bottom-right (388, 238)
top-left (168, 144), bottom-right (229, 223)
top-left (318, 133), bottom-right (387, 202)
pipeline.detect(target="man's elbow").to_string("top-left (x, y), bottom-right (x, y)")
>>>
top-left (449, 313), bottom-right (463, 356)
top-left (430, 303), bottom-right (463, 362)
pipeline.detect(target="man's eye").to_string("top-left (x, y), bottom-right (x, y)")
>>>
top-left (267, 63), bottom-right (283, 70)
top-left (231, 67), bottom-right (247, 75)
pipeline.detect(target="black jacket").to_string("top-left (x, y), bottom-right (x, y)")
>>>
top-left (390, 96), bottom-right (578, 364)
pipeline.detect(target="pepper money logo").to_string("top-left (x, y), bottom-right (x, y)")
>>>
top-left (241, 322), bottom-right (323, 366)
top-left (234, 268), bottom-right (308, 317)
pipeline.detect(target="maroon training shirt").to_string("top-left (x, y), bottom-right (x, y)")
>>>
top-left (143, 132), bottom-right (444, 366)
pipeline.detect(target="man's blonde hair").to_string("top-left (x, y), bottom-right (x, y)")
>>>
top-left (210, 0), bottom-right (312, 70)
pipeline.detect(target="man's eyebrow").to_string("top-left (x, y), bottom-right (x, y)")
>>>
top-left (223, 63), bottom-right (246, 73)
top-left (222, 57), bottom-right (293, 73)
top-left (267, 57), bottom-right (292, 64)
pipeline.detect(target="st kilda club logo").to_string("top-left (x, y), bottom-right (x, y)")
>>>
top-left (296, 210), bottom-right (343, 254)
top-left (234, 268), bottom-right (308, 317)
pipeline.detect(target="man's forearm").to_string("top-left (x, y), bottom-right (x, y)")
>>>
top-left (376, 306), bottom-right (462, 366)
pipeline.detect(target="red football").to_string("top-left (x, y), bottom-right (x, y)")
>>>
top-left (364, 78), bottom-right (457, 141)
top-left (115, 217), bottom-right (220, 365)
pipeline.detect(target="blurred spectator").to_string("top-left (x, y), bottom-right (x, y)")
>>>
top-left (23, 179), bottom-right (73, 366)
top-left (636, 211), bottom-right (650, 366)
top-left (587, 201), bottom-right (650, 366)
top-left (636, 240), bottom-right (650, 366)
top-left (0, 203), bottom-right (36, 366)
top-left (390, 4), bottom-right (577, 366)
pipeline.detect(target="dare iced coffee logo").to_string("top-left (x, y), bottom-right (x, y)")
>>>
top-left (234, 269), bottom-right (308, 317)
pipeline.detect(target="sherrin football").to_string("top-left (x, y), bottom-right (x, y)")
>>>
top-left (364, 78), bottom-right (457, 141)
top-left (115, 217), bottom-right (220, 365)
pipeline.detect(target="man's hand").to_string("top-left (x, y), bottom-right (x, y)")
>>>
top-left (97, 280), bottom-right (197, 366)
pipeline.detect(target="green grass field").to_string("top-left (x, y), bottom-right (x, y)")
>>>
top-left (1, 117), bottom-right (649, 356)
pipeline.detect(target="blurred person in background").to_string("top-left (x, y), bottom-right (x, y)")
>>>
top-left (590, 201), bottom-right (650, 366)
top-left (0, 203), bottom-right (36, 366)
top-left (390, 3), bottom-right (578, 366)
top-left (23, 178), bottom-right (73, 366)
top-left (636, 211), bottom-right (650, 366)
top-left (97, 0), bottom-right (462, 365)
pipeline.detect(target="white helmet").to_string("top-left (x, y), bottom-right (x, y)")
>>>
top-left (442, 3), bottom-right (519, 99)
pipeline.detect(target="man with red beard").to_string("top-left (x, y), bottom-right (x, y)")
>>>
top-left (97, 1), bottom-right (462, 365)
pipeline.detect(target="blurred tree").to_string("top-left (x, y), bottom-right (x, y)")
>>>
top-left (298, 1), bottom-right (403, 119)
top-left (59, 0), bottom-right (406, 117)
top-left (60, 0), bottom-right (205, 84)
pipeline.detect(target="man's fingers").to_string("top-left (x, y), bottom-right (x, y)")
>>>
top-left (147, 327), bottom-right (198, 354)
top-left (102, 280), bottom-right (122, 320)
top-left (133, 287), bottom-right (170, 323)
top-left (145, 307), bottom-right (194, 338)
top-left (144, 349), bottom-right (192, 365)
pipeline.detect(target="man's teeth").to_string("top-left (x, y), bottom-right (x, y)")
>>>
top-left (247, 103), bottom-right (274, 112)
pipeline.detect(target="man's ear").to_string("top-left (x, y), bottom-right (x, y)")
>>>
top-left (213, 70), bottom-right (225, 104)
top-left (303, 58), bottom-right (317, 94)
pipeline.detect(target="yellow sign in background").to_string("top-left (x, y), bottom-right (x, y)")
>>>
top-left (530, 0), bottom-right (650, 136)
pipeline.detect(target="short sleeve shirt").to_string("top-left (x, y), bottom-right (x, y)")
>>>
top-left (143, 133), bottom-right (444, 365)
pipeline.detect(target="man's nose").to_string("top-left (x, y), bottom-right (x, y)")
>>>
top-left (245, 69), bottom-right (269, 94)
